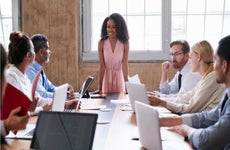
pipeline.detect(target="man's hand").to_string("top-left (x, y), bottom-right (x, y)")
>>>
top-left (65, 99), bottom-right (81, 109)
top-left (148, 94), bottom-right (166, 107)
top-left (160, 61), bottom-right (172, 84)
top-left (161, 61), bottom-right (171, 73)
top-left (168, 124), bottom-right (196, 138)
top-left (67, 85), bottom-right (75, 100)
top-left (42, 103), bottom-right (52, 111)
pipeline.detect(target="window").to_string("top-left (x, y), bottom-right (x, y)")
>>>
top-left (81, 0), bottom-right (230, 62)
top-left (0, 0), bottom-right (21, 50)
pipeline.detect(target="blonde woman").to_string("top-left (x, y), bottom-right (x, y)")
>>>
top-left (148, 40), bottom-right (225, 114)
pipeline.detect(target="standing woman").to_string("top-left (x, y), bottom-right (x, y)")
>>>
top-left (98, 13), bottom-right (130, 93)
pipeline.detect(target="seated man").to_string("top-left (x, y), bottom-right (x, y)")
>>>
top-left (26, 34), bottom-right (75, 100)
top-left (149, 40), bottom-right (224, 114)
top-left (159, 40), bottom-right (201, 95)
top-left (159, 35), bottom-right (230, 150)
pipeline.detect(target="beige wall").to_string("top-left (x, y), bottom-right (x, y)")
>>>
top-left (22, 0), bottom-right (176, 92)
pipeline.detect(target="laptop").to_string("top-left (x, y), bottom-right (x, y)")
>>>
top-left (51, 83), bottom-right (69, 111)
top-left (30, 111), bottom-right (98, 150)
top-left (76, 76), bottom-right (94, 98)
top-left (125, 82), bottom-right (149, 112)
top-left (135, 101), bottom-right (191, 150)
top-left (128, 74), bottom-right (141, 84)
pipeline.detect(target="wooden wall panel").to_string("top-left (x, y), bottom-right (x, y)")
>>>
top-left (80, 63), bottom-right (176, 92)
top-left (21, 0), bottom-right (176, 92)
top-left (22, 0), bottom-right (79, 89)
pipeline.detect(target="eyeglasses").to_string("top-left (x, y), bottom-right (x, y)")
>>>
top-left (169, 52), bottom-right (184, 57)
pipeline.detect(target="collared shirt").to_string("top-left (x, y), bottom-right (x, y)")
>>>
top-left (6, 65), bottom-right (47, 114)
top-left (159, 62), bottom-right (201, 95)
top-left (26, 61), bottom-right (55, 98)
top-left (182, 88), bottom-right (230, 150)
top-left (6, 65), bottom-right (32, 100)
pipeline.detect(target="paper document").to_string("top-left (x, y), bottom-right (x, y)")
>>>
top-left (81, 99), bottom-right (106, 110)
top-left (6, 124), bottom-right (35, 140)
top-left (110, 99), bottom-right (130, 105)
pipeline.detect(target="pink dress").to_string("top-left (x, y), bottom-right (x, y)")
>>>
top-left (102, 39), bottom-right (125, 93)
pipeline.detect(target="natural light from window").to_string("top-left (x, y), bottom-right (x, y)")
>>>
top-left (0, 0), bottom-right (12, 49)
top-left (86, 0), bottom-right (230, 54)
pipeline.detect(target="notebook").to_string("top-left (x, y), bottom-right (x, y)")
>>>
top-left (51, 83), bottom-right (69, 111)
top-left (30, 111), bottom-right (98, 150)
top-left (125, 82), bottom-right (149, 112)
top-left (5, 83), bottom-right (70, 139)
top-left (135, 101), bottom-right (191, 150)
top-left (1, 69), bottom-right (41, 120)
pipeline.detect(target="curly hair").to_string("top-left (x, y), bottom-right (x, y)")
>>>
top-left (100, 13), bottom-right (129, 43)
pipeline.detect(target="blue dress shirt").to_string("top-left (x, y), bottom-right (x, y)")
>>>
top-left (26, 61), bottom-right (55, 98)
top-left (182, 88), bottom-right (230, 150)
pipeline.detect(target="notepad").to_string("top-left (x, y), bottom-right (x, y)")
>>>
top-left (1, 70), bottom-right (41, 120)
top-left (5, 124), bottom-right (35, 140)
top-left (1, 83), bottom-right (32, 120)
top-left (81, 99), bottom-right (106, 110)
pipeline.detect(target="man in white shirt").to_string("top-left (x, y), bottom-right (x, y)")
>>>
top-left (159, 40), bottom-right (201, 95)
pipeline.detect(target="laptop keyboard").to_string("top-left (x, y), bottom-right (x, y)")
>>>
top-left (64, 109), bottom-right (76, 112)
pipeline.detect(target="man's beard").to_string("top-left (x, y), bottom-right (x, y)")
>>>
top-left (44, 56), bottom-right (50, 63)
top-left (173, 62), bottom-right (180, 69)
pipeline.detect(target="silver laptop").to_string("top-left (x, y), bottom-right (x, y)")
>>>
top-left (125, 82), bottom-right (149, 112)
top-left (135, 101), bottom-right (190, 150)
top-left (30, 111), bottom-right (98, 150)
top-left (128, 74), bottom-right (141, 84)
top-left (51, 83), bottom-right (69, 111)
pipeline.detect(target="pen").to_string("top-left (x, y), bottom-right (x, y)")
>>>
top-left (67, 90), bottom-right (72, 94)
top-left (131, 138), bottom-right (139, 141)
top-left (76, 81), bottom-right (86, 110)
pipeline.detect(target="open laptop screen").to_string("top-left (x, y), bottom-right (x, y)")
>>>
top-left (78, 76), bottom-right (94, 98)
top-left (30, 111), bottom-right (98, 150)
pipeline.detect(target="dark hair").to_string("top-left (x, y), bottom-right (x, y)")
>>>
top-left (170, 40), bottom-right (190, 54)
top-left (217, 35), bottom-right (230, 62)
top-left (8, 31), bottom-right (31, 65)
top-left (100, 13), bottom-right (129, 43)
top-left (31, 34), bottom-right (48, 54)
top-left (1, 43), bottom-right (7, 80)
top-left (100, 17), bottom-right (110, 40)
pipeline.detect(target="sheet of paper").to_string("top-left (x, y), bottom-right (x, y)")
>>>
top-left (5, 124), bottom-right (35, 140)
top-left (81, 99), bottom-right (106, 110)
top-left (110, 99), bottom-right (130, 105)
